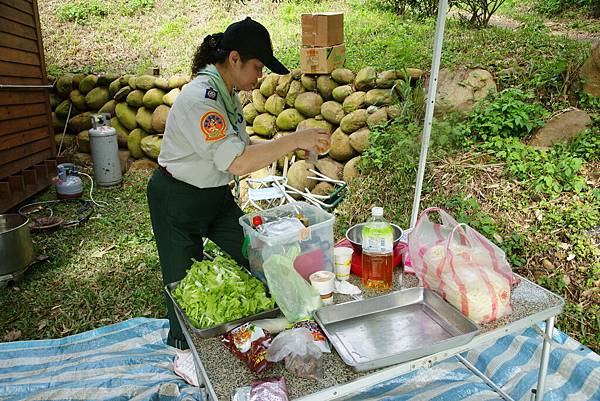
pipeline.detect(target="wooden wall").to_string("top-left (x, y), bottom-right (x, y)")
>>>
top-left (0, 0), bottom-right (56, 212)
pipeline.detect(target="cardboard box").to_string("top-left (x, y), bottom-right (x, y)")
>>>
top-left (301, 12), bottom-right (344, 47)
top-left (300, 44), bottom-right (346, 74)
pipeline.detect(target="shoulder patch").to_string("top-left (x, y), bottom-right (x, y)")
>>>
top-left (200, 111), bottom-right (227, 141)
top-left (237, 113), bottom-right (244, 124)
top-left (205, 87), bottom-right (218, 101)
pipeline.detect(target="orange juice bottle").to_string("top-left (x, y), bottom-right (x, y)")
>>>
top-left (361, 207), bottom-right (394, 290)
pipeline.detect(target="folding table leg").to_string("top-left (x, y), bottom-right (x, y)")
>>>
top-left (456, 354), bottom-right (515, 401)
top-left (535, 316), bottom-right (555, 401)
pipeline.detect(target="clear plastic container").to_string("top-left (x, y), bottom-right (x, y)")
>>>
top-left (240, 202), bottom-right (334, 283)
top-left (361, 206), bottom-right (394, 290)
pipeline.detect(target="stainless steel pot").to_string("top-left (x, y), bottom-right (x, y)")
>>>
top-left (0, 214), bottom-right (34, 277)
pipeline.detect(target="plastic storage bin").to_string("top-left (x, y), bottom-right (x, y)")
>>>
top-left (240, 202), bottom-right (334, 283)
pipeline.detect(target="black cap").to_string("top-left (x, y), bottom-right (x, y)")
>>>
top-left (221, 17), bottom-right (289, 75)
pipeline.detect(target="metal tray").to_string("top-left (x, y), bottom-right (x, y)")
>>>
top-left (314, 287), bottom-right (479, 372)
top-left (165, 281), bottom-right (281, 338)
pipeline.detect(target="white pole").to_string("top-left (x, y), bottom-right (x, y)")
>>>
top-left (409, 0), bottom-right (449, 228)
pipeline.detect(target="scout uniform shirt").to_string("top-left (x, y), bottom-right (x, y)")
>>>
top-left (158, 68), bottom-right (250, 189)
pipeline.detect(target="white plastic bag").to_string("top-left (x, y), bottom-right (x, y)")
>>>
top-left (266, 328), bottom-right (323, 379)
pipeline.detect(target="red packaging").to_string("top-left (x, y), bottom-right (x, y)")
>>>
top-left (221, 323), bottom-right (272, 374)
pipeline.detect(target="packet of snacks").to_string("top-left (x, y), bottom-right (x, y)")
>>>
top-left (221, 323), bottom-right (272, 374)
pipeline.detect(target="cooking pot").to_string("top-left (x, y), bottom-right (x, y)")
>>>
top-left (0, 214), bottom-right (34, 278)
top-left (345, 223), bottom-right (403, 254)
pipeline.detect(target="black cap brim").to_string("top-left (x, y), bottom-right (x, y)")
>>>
top-left (262, 54), bottom-right (289, 75)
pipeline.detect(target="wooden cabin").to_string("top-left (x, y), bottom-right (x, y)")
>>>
top-left (0, 0), bottom-right (57, 213)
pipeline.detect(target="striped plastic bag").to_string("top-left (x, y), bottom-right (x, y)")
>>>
top-left (408, 207), bottom-right (516, 323)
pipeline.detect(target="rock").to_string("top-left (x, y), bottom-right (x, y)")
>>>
top-left (128, 76), bottom-right (137, 89)
top-left (321, 101), bottom-right (345, 125)
top-left (108, 79), bottom-right (122, 98)
top-left (126, 90), bottom-right (144, 107)
top-left (581, 42), bottom-right (600, 97)
top-left (265, 94), bottom-right (286, 116)
top-left (50, 93), bottom-right (60, 110)
top-left (295, 92), bottom-right (323, 118)
top-left (355, 67), bottom-right (377, 91)
top-left (376, 70), bottom-right (397, 88)
top-left (366, 88), bottom-right (396, 106)
top-left (72, 74), bottom-right (85, 89)
top-left (297, 116), bottom-right (333, 134)
top-left (111, 117), bottom-right (131, 146)
top-left (300, 74), bottom-right (317, 91)
top-left (343, 156), bottom-right (361, 181)
top-left (115, 103), bottom-right (138, 130)
top-left (140, 135), bottom-right (162, 160)
top-left (244, 103), bottom-right (260, 125)
top-left (317, 75), bottom-right (339, 100)
top-left (98, 99), bottom-right (117, 117)
top-left (136, 75), bottom-right (156, 91)
top-left (85, 87), bottom-right (110, 110)
top-left (287, 160), bottom-right (316, 191)
top-left (55, 100), bottom-right (73, 119)
top-left (143, 88), bottom-right (166, 109)
top-left (120, 75), bottom-right (133, 86)
top-left (151, 104), bottom-right (170, 133)
top-left (275, 74), bottom-right (293, 97)
top-left (54, 134), bottom-right (75, 149)
top-left (253, 113), bottom-right (277, 137)
top-left (56, 75), bottom-right (73, 97)
top-left (114, 86), bottom-right (131, 101)
top-left (68, 112), bottom-right (93, 133)
top-left (155, 77), bottom-right (170, 90)
top-left (128, 128), bottom-right (149, 158)
top-left (286, 80), bottom-right (305, 107)
top-left (252, 89), bottom-right (267, 113)
top-left (367, 107), bottom-right (388, 128)
top-left (434, 68), bottom-right (496, 115)
top-left (340, 109), bottom-right (368, 134)
top-left (343, 91), bottom-right (366, 113)
top-left (77, 130), bottom-right (90, 153)
top-left (349, 127), bottom-right (370, 153)
top-left (163, 88), bottom-right (180, 106)
top-left (260, 74), bottom-right (279, 97)
top-left (332, 85), bottom-right (354, 103)
top-left (168, 74), bottom-right (189, 89)
top-left (72, 152), bottom-right (93, 167)
top-left (78, 75), bottom-right (98, 95)
top-left (331, 68), bottom-right (355, 84)
top-left (329, 128), bottom-right (357, 162)
top-left (312, 181), bottom-right (335, 196)
top-left (97, 73), bottom-right (119, 87)
top-left (129, 158), bottom-right (158, 171)
top-left (276, 108), bottom-right (305, 131)
top-left (315, 158), bottom-right (343, 180)
top-left (69, 90), bottom-right (87, 111)
top-left (136, 107), bottom-right (154, 132)
top-left (396, 68), bottom-right (424, 81)
top-left (239, 90), bottom-right (252, 106)
top-left (52, 112), bottom-right (65, 133)
top-left (387, 104), bottom-right (402, 119)
top-left (528, 109), bottom-right (592, 148)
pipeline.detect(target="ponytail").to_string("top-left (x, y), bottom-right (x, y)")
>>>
top-left (191, 33), bottom-right (253, 76)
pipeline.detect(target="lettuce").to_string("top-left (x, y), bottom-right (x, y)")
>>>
top-left (172, 257), bottom-right (275, 329)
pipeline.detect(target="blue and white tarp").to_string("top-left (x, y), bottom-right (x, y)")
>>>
top-left (349, 325), bottom-right (600, 401)
top-left (0, 319), bottom-right (598, 401)
top-left (0, 318), bottom-right (199, 401)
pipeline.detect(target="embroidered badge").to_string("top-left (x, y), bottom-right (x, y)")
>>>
top-left (237, 113), bottom-right (244, 123)
top-left (200, 111), bottom-right (227, 141)
top-left (205, 87), bottom-right (218, 101)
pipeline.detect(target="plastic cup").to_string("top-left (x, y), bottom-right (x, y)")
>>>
top-left (334, 247), bottom-right (353, 281)
top-left (309, 271), bottom-right (335, 305)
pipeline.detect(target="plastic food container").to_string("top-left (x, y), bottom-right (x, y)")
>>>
top-left (240, 202), bottom-right (334, 283)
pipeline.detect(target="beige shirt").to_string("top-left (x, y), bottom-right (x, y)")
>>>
top-left (158, 75), bottom-right (250, 188)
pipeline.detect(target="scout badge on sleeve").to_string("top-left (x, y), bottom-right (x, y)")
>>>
top-left (200, 111), bottom-right (227, 141)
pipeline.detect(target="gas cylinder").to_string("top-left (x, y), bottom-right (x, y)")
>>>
top-left (89, 113), bottom-right (122, 187)
top-left (55, 163), bottom-right (83, 198)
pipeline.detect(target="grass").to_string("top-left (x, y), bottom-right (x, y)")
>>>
top-left (5, 0), bottom-right (598, 352)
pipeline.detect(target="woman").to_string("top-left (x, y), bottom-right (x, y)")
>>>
top-left (147, 17), bottom-right (330, 349)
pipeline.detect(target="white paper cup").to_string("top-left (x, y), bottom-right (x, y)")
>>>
top-left (334, 247), bottom-right (353, 281)
top-left (309, 271), bottom-right (335, 305)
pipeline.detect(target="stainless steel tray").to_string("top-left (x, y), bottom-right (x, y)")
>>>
top-left (165, 281), bottom-right (281, 338)
top-left (314, 287), bottom-right (479, 372)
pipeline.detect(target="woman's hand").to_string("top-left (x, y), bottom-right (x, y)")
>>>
top-left (293, 128), bottom-right (331, 153)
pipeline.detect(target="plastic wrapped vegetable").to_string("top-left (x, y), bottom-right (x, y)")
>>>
top-left (262, 246), bottom-right (322, 322)
top-left (266, 328), bottom-right (323, 380)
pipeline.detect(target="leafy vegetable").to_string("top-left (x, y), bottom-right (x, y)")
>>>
top-left (173, 257), bottom-right (275, 329)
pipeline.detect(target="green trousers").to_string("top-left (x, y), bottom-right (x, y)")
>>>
top-left (146, 168), bottom-right (248, 348)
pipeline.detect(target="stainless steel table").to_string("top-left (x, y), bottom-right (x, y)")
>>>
top-left (174, 272), bottom-right (563, 401)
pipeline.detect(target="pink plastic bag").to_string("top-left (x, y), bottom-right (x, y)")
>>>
top-left (408, 207), bottom-right (516, 323)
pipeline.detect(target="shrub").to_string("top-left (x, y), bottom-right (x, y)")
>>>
top-left (57, 0), bottom-right (108, 24)
top-left (456, 0), bottom-right (506, 28)
top-left (120, 0), bottom-right (154, 16)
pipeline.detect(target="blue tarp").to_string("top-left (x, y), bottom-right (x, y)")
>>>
top-left (0, 318), bottom-right (598, 400)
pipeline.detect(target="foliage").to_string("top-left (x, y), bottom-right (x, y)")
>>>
top-left (480, 136), bottom-right (587, 196)
top-left (376, 0), bottom-right (457, 18)
top-left (119, 0), bottom-right (154, 16)
top-left (579, 91), bottom-right (600, 111)
top-left (462, 88), bottom-right (549, 141)
top-left (57, 0), bottom-right (108, 24)
top-left (535, 0), bottom-right (600, 18)
top-left (569, 128), bottom-right (600, 162)
top-left (456, 0), bottom-right (507, 27)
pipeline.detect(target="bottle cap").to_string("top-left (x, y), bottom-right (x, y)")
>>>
top-left (372, 206), bottom-right (384, 217)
